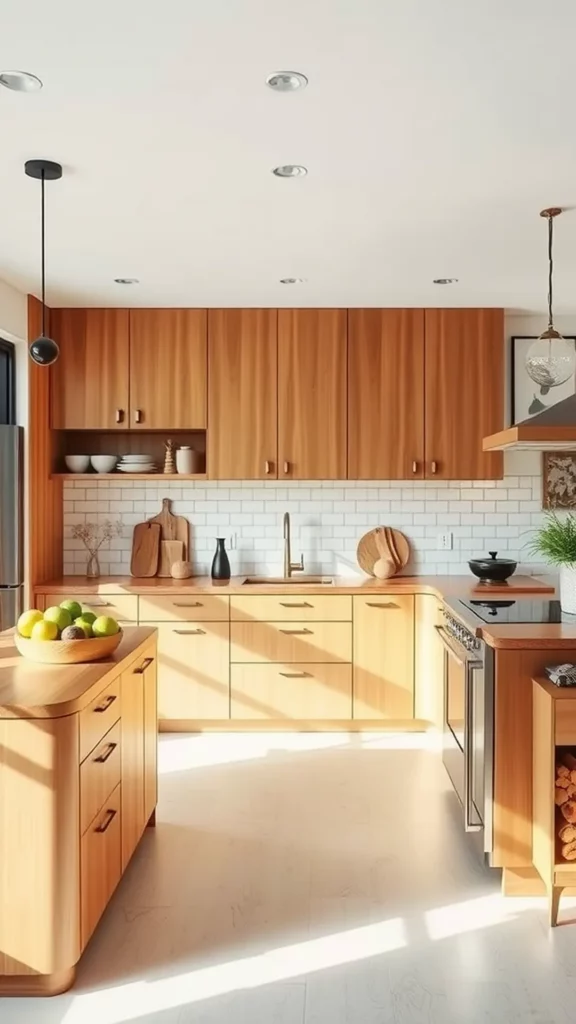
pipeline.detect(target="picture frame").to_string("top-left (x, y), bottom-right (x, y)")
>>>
top-left (543, 451), bottom-right (576, 509)
top-left (511, 335), bottom-right (576, 425)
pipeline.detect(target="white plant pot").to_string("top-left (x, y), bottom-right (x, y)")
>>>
top-left (560, 565), bottom-right (576, 614)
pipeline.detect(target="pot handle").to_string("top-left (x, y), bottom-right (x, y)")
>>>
top-left (489, 551), bottom-right (498, 559)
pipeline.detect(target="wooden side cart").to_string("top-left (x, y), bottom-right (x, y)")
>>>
top-left (533, 677), bottom-right (576, 926)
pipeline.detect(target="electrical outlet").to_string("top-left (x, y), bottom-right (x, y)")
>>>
top-left (437, 532), bottom-right (453, 551)
top-left (229, 532), bottom-right (238, 551)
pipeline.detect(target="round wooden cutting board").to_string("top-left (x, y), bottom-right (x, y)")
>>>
top-left (357, 527), bottom-right (411, 577)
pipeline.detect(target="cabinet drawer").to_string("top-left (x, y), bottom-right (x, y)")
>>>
top-left (555, 701), bottom-right (576, 744)
top-left (80, 721), bottom-right (121, 834)
top-left (139, 594), bottom-right (229, 621)
top-left (230, 621), bottom-right (352, 663)
top-left (80, 677), bottom-right (121, 762)
top-left (231, 663), bottom-right (352, 719)
top-left (42, 593), bottom-right (138, 623)
top-left (353, 595), bottom-right (414, 719)
top-left (231, 594), bottom-right (351, 622)
top-left (81, 783), bottom-right (122, 949)
top-left (154, 621), bottom-right (230, 719)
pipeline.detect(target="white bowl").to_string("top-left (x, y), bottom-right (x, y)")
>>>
top-left (90, 455), bottom-right (118, 474)
top-left (65, 455), bottom-right (90, 473)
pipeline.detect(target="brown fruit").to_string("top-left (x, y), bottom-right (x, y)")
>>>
top-left (61, 625), bottom-right (87, 641)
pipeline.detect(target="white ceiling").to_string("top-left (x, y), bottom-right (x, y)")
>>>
top-left (1, 0), bottom-right (576, 312)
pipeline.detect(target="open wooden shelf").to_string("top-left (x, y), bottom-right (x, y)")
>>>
top-left (52, 473), bottom-right (207, 481)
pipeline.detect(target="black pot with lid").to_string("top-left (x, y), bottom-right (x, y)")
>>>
top-left (468, 550), bottom-right (518, 584)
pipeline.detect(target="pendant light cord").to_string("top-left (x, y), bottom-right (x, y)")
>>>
top-left (41, 169), bottom-right (46, 337)
top-left (547, 213), bottom-right (554, 329)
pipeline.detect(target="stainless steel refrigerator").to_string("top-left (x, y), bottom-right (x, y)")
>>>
top-left (0, 426), bottom-right (23, 630)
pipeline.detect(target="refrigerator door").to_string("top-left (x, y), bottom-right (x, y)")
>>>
top-left (0, 585), bottom-right (23, 631)
top-left (0, 425), bottom-right (23, 586)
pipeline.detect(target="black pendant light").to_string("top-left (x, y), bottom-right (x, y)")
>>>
top-left (24, 158), bottom-right (62, 366)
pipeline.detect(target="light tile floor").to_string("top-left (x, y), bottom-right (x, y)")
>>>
top-left (4, 731), bottom-right (576, 1023)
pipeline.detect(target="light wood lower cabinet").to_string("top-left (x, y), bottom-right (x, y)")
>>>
top-left (81, 783), bottom-right (122, 948)
top-left (121, 663), bottom-right (146, 870)
top-left (40, 593), bottom-right (139, 624)
top-left (154, 621), bottom-right (230, 720)
top-left (80, 721), bottom-right (122, 835)
top-left (231, 663), bottom-right (352, 720)
top-left (353, 596), bottom-right (415, 719)
top-left (231, 620), bottom-right (352, 664)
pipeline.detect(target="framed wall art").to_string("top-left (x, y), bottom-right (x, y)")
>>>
top-left (511, 335), bottom-right (576, 424)
top-left (543, 451), bottom-right (576, 509)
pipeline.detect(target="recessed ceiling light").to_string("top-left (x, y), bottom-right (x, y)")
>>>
top-left (0, 70), bottom-right (42, 92)
top-left (114, 277), bottom-right (139, 285)
top-left (280, 278), bottom-right (305, 285)
top-left (266, 71), bottom-right (308, 92)
top-left (433, 278), bottom-right (459, 285)
top-left (272, 165), bottom-right (308, 178)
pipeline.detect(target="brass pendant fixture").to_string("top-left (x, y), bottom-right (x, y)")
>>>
top-left (24, 158), bottom-right (62, 366)
top-left (525, 207), bottom-right (576, 389)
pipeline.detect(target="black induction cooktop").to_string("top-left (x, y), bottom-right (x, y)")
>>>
top-left (459, 598), bottom-right (576, 624)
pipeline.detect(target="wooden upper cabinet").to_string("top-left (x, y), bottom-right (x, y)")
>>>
top-left (424, 309), bottom-right (504, 480)
top-left (208, 309), bottom-right (277, 479)
top-left (278, 309), bottom-right (347, 480)
top-left (129, 309), bottom-right (207, 429)
top-left (50, 309), bottom-right (130, 429)
top-left (348, 309), bottom-right (425, 479)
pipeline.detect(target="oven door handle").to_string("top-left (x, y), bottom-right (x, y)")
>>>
top-left (464, 658), bottom-right (483, 833)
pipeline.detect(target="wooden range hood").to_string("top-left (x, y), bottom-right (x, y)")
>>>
top-left (483, 394), bottom-right (576, 451)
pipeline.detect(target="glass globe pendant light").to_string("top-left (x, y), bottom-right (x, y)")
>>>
top-left (24, 158), bottom-right (62, 366)
top-left (525, 207), bottom-right (576, 389)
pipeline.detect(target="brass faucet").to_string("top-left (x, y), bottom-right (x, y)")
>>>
top-left (283, 512), bottom-right (304, 578)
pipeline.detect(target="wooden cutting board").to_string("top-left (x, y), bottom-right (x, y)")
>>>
top-left (470, 575), bottom-right (555, 595)
top-left (357, 527), bottom-right (410, 577)
top-left (147, 497), bottom-right (189, 559)
top-left (158, 539), bottom-right (184, 578)
top-left (130, 522), bottom-right (161, 578)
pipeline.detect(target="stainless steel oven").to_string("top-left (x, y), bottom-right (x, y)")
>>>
top-left (437, 607), bottom-right (494, 859)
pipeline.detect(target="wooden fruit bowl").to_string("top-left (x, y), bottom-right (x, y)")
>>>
top-left (15, 630), bottom-right (123, 665)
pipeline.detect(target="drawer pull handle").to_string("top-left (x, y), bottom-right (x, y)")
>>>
top-left (134, 409), bottom-right (142, 424)
top-left (366, 601), bottom-right (398, 609)
top-left (95, 808), bottom-right (117, 834)
top-left (279, 628), bottom-right (312, 635)
top-left (283, 461), bottom-right (289, 474)
top-left (90, 601), bottom-right (111, 607)
top-left (94, 742), bottom-right (117, 764)
top-left (174, 628), bottom-right (205, 635)
top-left (94, 694), bottom-right (117, 713)
top-left (279, 601), bottom-right (312, 608)
top-left (412, 460), bottom-right (418, 474)
top-left (115, 408), bottom-right (124, 424)
top-left (431, 460), bottom-right (437, 475)
top-left (265, 460), bottom-right (271, 475)
top-left (279, 671), bottom-right (310, 678)
top-left (133, 657), bottom-right (155, 675)
top-left (173, 602), bottom-right (203, 607)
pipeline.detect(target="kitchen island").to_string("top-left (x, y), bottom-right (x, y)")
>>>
top-left (0, 626), bottom-right (157, 996)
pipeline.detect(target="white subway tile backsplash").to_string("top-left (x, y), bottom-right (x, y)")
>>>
top-left (62, 472), bottom-right (547, 576)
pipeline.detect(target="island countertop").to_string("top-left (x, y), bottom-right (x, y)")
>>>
top-left (0, 626), bottom-right (156, 718)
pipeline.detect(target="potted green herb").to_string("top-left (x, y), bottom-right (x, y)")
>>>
top-left (528, 512), bottom-right (576, 613)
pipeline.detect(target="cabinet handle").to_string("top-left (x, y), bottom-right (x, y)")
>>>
top-left (366, 601), bottom-right (398, 609)
top-left (283, 461), bottom-right (289, 474)
top-left (174, 628), bottom-right (205, 635)
top-left (279, 627), bottom-right (312, 635)
top-left (95, 808), bottom-right (117, 834)
top-left (279, 601), bottom-right (312, 608)
top-left (94, 693), bottom-right (117, 713)
top-left (412, 461), bottom-right (418, 474)
top-left (173, 601), bottom-right (203, 607)
top-left (134, 409), bottom-right (142, 424)
top-left (94, 741), bottom-right (117, 764)
top-left (265, 460), bottom-right (271, 475)
top-left (133, 656), bottom-right (154, 675)
top-left (279, 671), bottom-right (310, 678)
top-left (431, 460), bottom-right (437, 475)
top-left (115, 408), bottom-right (124, 424)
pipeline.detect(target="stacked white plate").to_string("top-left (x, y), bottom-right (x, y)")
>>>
top-left (118, 454), bottom-right (157, 473)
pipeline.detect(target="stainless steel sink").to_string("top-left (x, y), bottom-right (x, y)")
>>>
top-left (242, 575), bottom-right (334, 586)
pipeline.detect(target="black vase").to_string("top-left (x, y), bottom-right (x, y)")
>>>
top-left (211, 537), bottom-right (231, 581)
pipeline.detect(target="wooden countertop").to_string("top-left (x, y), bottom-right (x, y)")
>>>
top-left (0, 626), bottom-right (156, 719)
top-left (35, 574), bottom-right (569, 650)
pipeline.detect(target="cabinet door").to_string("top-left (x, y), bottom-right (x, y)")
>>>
top-left (121, 664), bottom-right (145, 870)
top-left (143, 648), bottom-right (158, 825)
top-left (50, 309), bottom-right (129, 429)
top-left (278, 309), bottom-right (347, 479)
top-left (81, 783), bottom-right (122, 949)
top-left (129, 309), bottom-right (207, 429)
top-left (424, 309), bottom-right (504, 480)
top-left (353, 595), bottom-right (414, 719)
top-left (154, 621), bottom-right (230, 720)
top-left (207, 309), bottom-right (277, 479)
top-left (348, 309), bottom-right (425, 479)
top-left (231, 664), bottom-right (352, 720)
